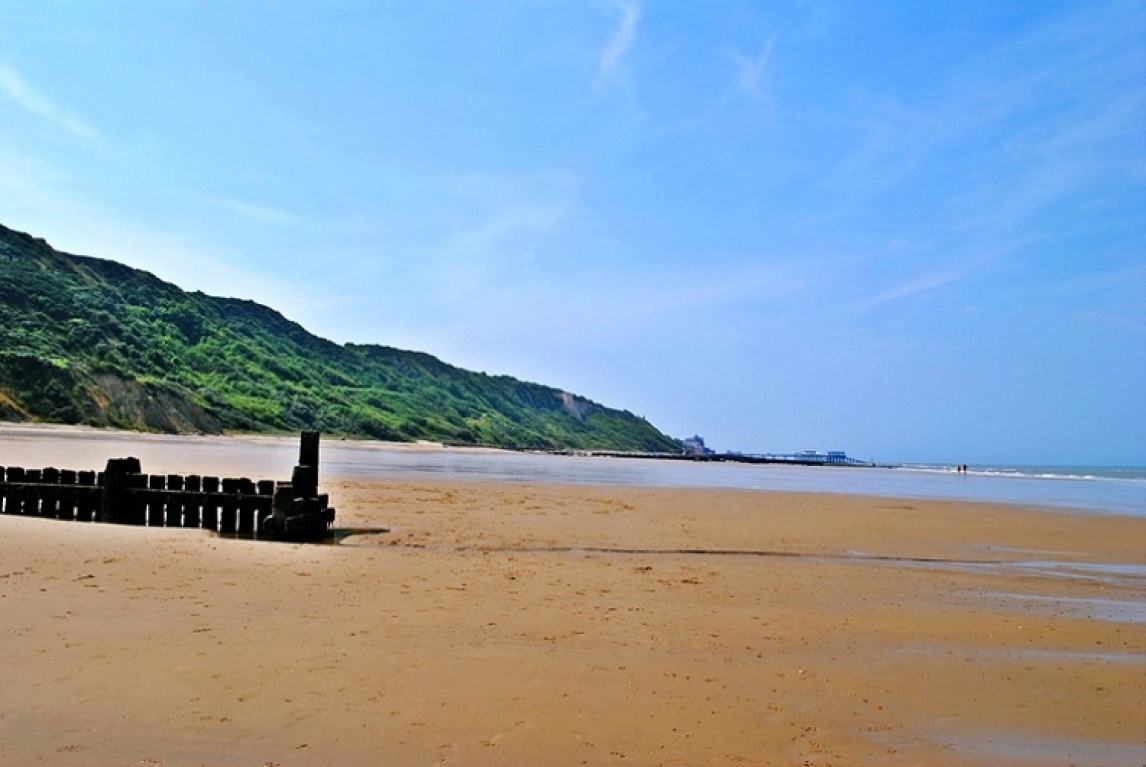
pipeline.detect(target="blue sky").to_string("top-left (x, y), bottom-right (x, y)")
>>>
top-left (1, 1), bottom-right (1143, 465)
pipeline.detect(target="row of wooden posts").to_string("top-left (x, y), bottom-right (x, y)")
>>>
top-left (0, 431), bottom-right (335, 540)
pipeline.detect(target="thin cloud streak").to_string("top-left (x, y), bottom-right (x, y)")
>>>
top-left (829, 0), bottom-right (1144, 210)
top-left (852, 266), bottom-right (965, 312)
top-left (596, 0), bottom-right (641, 89)
top-left (220, 199), bottom-right (306, 227)
top-left (851, 247), bottom-right (1005, 314)
top-left (826, 0), bottom-right (1145, 326)
top-left (430, 202), bottom-right (566, 297)
top-left (0, 65), bottom-right (99, 141)
top-left (731, 35), bottom-right (777, 100)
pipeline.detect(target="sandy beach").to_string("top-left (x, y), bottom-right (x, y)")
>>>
top-left (2, 453), bottom-right (1144, 765)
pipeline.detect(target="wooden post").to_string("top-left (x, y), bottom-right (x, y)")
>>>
top-left (147, 475), bottom-right (166, 527)
top-left (237, 497), bottom-right (256, 535)
top-left (25, 469), bottom-right (42, 517)
top-left (236, 479), bottom-right (256, 535)
top-left (201, 477), bottom-right (219, 531)
top-left (8, 467), bottom-right (26, 515)
top-left (294, 431), bottom-right (320, 499)
top-left (57, 469), bottom-right (77, 521)
top-left (77, 471), bottom-right (97, 521)
top-left (292, 464), bottom-right (318, 501)
top-left (166, 475), bottom-right (184, 527)
top-left (299, 430), bottom-right (320, 470)
top-left (41, 468), bottom-right (60, 519)
top-left (220, 478), bottom-right (240, 534)
top-left (128, 473), bottom-right (147, 525)
top-left (100, 458), bottom-right (143, 525)
top-left (184, 475), bottom-right (202, 528)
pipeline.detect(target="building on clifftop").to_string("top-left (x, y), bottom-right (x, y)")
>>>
top-left (679, 435), bottom-right (713, 456)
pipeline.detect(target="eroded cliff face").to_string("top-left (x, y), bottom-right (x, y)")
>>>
top-left (559, 390), bottom-right (603, 420)
top-left (83, 372), bottom-right (223, 434)
top-left (0, 390), bottom-right (25, 422)
top-left (0, 357), bottom-right (221, 434)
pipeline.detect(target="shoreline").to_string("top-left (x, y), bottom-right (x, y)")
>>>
top-left (2, 461), bottom-right (1144, 765)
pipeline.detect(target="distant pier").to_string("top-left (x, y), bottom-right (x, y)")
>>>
top-left (559, 450), bottom-right (874, 467)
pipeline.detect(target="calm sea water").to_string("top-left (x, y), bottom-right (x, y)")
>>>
top-left (1, 426), bottom-right (1143, 517)
top-left (318, 445), bottom-right (1146, 517)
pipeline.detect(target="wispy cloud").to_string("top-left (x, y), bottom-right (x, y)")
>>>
top-left (830, 0), bottom-right (1145, 212)
top-left (0, 65), bottom-right (99, 141)
top-left (731, 35), bottom-right (777, 101)
top-left (850, 244), bottom-right (1016, 313)
top-left (852, 265), bottom-right (966, 312)
top-left (595, 0), bottom-right (641, 90)
top-left (827, 0), bottom-right (1146, 322)
top-left (220, 198), bottom-right (305, 227)
top-left (432, 202), bottom-right (566, 296)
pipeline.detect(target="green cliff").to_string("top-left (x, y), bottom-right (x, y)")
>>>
top-left (0, 223), bottom-right (680, 452)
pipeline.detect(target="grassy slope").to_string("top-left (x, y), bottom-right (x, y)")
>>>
top-left (0, 224), bottom-right (680, 452)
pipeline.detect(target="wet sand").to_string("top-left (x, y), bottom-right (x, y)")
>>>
top-left (1, 441), bottom-right (1145, 765)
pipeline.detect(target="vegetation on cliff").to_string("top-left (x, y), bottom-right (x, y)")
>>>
top-left (0, 223), bottom-right (680, 452)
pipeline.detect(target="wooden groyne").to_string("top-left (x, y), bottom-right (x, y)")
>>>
top-left (0, 431), bottom-right (335, 541)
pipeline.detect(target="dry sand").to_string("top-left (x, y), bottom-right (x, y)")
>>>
top-left (2, 469), bottom-right (1144, 765)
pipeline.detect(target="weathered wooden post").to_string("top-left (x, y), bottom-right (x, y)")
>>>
top-left (6, 467), bottom-right (24, 515)
top-left (201, 476), bottom-right (220, 531)
top-left (5, 467), bottom-right (24, 513)
top-left (184, 475), bottom-right (201, 528)
top-left (57, 469), bottom-right (77, 521)
top-left (25, 469), bottom-right (43, 517)
top-left (220, 478), bottom-right (240, 534)
top-left (236, 478), bottom-right (256, 535)
top-left (166, 475), bottom-right (184, 527)
top-left (295, 430), bottom-right (320, 499)
top-left (255, 480), bottom-right (274, 535)
top-left (128, 472), bottom-right (147, 525)
top-left (291, 464), bottom-right (317, 500)
top-left (77, 471), bottom-right (97, 521)
top-left (100, 458), bottom-right (143, 525)
top-left (147, 475), bottom-right (166, 527)
top-left (40, 468), bottom-right (60, 519)
top-left (299, 430), bottom-right (319, 473)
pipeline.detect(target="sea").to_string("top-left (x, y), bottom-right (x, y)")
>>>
top-left (0, 425), bottom-right (1143, 518)
top-left (318, 446), bottom-right (1146, 518)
